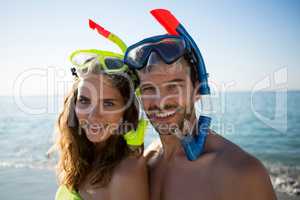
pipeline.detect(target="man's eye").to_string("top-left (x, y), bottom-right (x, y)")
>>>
top-left (141, 87), bottom-right (156, 94)
top-left (167, 84), bottom-right (181, 91)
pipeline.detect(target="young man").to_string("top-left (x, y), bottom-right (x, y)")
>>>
top-left (124, 35), bottom-right (277, 200)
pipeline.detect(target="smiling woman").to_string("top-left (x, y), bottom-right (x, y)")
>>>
top-left (55, 58), bottom-right (149, 200)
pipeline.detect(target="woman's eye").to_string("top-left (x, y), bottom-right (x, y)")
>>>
top-left (103, 101), bottom-right (114, 107)
top-left (78, 98), bottom-right (90, 105)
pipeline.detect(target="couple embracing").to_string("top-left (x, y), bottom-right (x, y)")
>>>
top-left (55, 9), bottom-right (276, 200)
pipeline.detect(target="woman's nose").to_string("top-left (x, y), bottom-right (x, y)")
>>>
top-left (88, 103), bottom-right (103, 120)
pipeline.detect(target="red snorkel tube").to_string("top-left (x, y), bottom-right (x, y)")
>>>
top-left (89, 19), bottom-right (111, 38)
top-left (151, 9), bottom-right (212, 161)
top-left (89, 19), bottom-right (127, 53)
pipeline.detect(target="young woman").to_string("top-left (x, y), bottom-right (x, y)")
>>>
top-left (55, 20), bottom-right (148, 200)
top-left (55, 58), bottom-right (148, 200)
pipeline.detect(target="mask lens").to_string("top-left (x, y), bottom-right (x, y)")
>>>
top-left (125, 37), bottom-right (186, 69)
top-left (156, 38), bottom-right (186, 63)
top-left (71, 52), bottom-right (98, 67)
top-left (126, 44), bottom-right (152, 69)
top-left (104, 57), bottom-right (125, 70)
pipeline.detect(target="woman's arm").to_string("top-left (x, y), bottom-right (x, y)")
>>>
top-left (110, 156), bottom-right (149, 200)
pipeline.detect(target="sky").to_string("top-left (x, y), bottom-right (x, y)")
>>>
top-left (0, 0), bottom-right (299, 95)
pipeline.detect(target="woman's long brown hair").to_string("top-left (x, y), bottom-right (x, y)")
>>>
top-left (56, 66), bottom-right (140, 190)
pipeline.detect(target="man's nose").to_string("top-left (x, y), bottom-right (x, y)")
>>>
top-left (151, 88), bottom-right (169, 110)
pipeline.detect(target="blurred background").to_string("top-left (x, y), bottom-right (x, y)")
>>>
top-left (0, 0), bottom-right (299, 199)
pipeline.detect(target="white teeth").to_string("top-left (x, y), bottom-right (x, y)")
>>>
top-left (155, 110), bottom-right (176, 118)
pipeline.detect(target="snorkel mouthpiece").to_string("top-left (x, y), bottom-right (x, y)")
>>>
top-left (89, 19), bottom-right (110, 38)
top-left (89, 19), bottom-right (127, 53)
top-left (151, 9), bottom-right (212, 161)
top-left (150, 9), bottom-right (180, 36)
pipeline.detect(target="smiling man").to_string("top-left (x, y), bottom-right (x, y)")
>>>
top-left (124, 34), bottom-right (277, 200)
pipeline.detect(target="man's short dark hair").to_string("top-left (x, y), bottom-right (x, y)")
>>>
top-left (183, 53), bottom-right (198, 86)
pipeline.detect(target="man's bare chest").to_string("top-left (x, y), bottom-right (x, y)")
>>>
top-left (150, 160), bottom-right (218, 200)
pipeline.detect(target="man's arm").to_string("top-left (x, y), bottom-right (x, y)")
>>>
top-left (215, 143), bottom-right (277, 200)
top-left (223, 156), bottom-right (277, 200)
top-left (236, 158), bottom-right (277, 200)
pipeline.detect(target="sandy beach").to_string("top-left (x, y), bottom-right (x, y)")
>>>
top-left (268, 165), bottom-right (300, 199)
top-left (276, 192), bottom-right (299, 200)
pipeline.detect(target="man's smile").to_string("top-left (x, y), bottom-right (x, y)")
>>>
top-left (149, 109), bottom-right (178, 122)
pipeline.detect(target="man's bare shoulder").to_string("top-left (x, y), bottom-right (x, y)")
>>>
top-left (207, 131), bottom-right (276, 199)
top-left (208, 131), bottom-right (267, 174)
top-left (113, 155), bottom-right (147, 181)
top-left (110, 156), bottom-right (149, 200)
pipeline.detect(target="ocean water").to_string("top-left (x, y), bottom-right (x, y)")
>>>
top-left (0, 91), bottom-right (299, 199)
